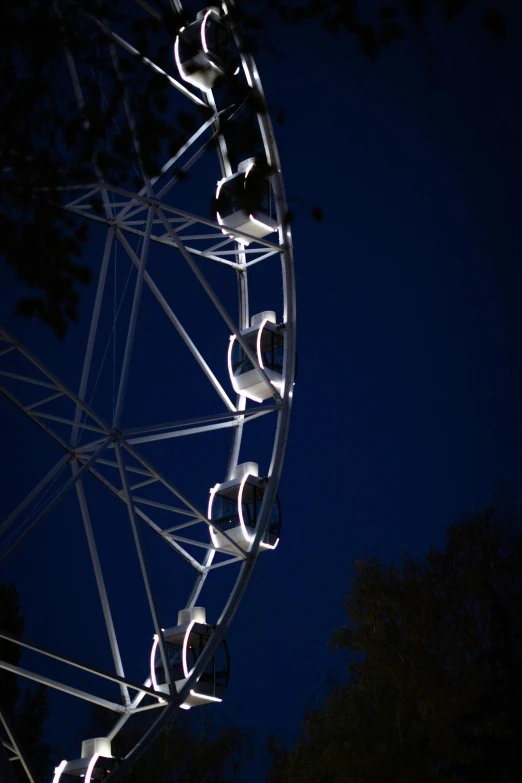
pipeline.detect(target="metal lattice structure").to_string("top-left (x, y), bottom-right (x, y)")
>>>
top-left (0, 1), bottom-right (295, 779)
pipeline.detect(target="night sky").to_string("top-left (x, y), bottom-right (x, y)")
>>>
top-left (1, 1), bottom-right (521, 780)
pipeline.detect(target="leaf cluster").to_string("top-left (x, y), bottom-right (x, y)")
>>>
top-left (260, 0), bottom-right (506, 60)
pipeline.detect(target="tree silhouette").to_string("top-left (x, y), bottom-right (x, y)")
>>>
top-left (0, 0), bottom-right (508, 336)
top-left (267, 508), bottom-right (522, 782)
top-left (0, 582), bottom-right (50, 783)
top-left (84, 703), bottom-right (253, 782)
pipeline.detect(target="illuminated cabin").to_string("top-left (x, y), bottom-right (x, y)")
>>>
top-left (150, 606), bottom-right (229, 709)
top-left (208, 462), bottom-right (281, 552)
top-left (216, 158), bottom-right (278, 242)
top-left (174, 7), bottom-right (236, 92)
top-left (228, 310), bottom-right (283, 403)
top-left (51, 739), bottom-right (114, 783)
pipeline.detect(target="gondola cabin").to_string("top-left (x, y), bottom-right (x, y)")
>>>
top-left (208, 462), bottom-right (281, 552)
top-left (174, 7), bottom-right (235, 91)
top-left (228, 311), bottom-right (283, 402)
top-left (150, 607), bottom-right (229, 709)
top-left (216, 158), bottom-right (278, 242)
top-left (51, 738), bottom-right (114, 782)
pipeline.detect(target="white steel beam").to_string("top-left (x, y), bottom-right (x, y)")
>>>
top-left (80, 11), bottom-right (206, 107)
top-left (24, 392), bottom-right (65, 411)
top-left (156, 208), bottom-right (281, 404)
top-left (115, 229), bottom-right (237, 413)
top-left (0, 631), bottom-right (165, 701)
top-left (74, 459), bottom-right (205, 572)
top-left (114, 444), bottom-right (173, 694)
top-left (71, 227), bottom-right (114, 446)
top-left (0, 443), bottom-right (109, 564)
top-left (73, 463), bottom-right (131, 706)
top-left (122, 407), bottom-right (276, 436)
top-left (0, 661), bottom-right (126, 713)
top-left (74, 184), bottom-right (282, 251)
top-left (113, 208), bottom-right (154, 428)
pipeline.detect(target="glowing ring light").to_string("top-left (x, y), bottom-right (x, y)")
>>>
top-left (85, 753), bottom-right (101, 783)
top-left (52, 761), bottom-right (67, 783)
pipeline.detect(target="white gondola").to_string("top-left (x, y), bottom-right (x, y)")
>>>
top-left (174, 7), bottom-right (236, 92)
top-left (216, 158), bottom-right (278, 242)
top-left (228, 311), bottom-right (283, 403)
top-left (51, 738), bottom-right (114, 782)
top-left (150, 607), bottom-right (229, 709)
top-left (208, 462), bottom-right (281, 552)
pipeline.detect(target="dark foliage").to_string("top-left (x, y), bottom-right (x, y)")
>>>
top-left (267, 508), bottom-right (522, 782)
top-left (0, 0), bottom-right (507, 336)
top-left (0, 583), bottom-right (50, 782)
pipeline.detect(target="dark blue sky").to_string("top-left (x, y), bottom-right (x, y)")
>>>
top-left (1, 1), bottom-right (521, 779)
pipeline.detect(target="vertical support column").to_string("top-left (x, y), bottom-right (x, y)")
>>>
top-left (114, 444), bottom-right (172, 693)
top-left (71, 228), bottom-right (115, 446)
top-left (72, 461), bottom-right (130, 706)
top-left (113, 207), bottom-right (154, 428)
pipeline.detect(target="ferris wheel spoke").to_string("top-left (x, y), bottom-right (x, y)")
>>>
top-left (0, 327), bottom-right (112, 434)
top-left (122, 405), bottom-right (278, 440)
top-left (31, 411), bottom-right (105, 433)
top-left (133, 499), bottom-right (200, 518)
top-left (0, 443), bottom-right (110, 566)
top-left (87, 459), bottom-right (153, 477)
top-left (72, 463), bottom-right (131, 707)
top-left (71, 226), bottom-right (115, 446)
top-left (128, 476), bottom-right (159, 492)
top-left (162, 518), bottom-right (201, 533)
top-left (0, 659), bottom-right (126, 713)
top-left (120, 441), bottom-right (207, 521)
top-left (77, 6), bottom-right (206, 108)
top-left (120, 481), bottom-right (246, 560)
top-left (106, 679), bottom-right (153, 740)
top-left (114, 443), bottom-right (173, 693)
top-left (207, 555), bottom-right (244, 570)
top-left (66, 190), bottom-right (281, 267)
top-left (87, 184), bottom-right (284, 251)
top-left (112, 207), bottom-right (154, 428)
top-left (156, 207), bottom-right (283, 404)
top-left (123, 408), bottom-right (275, 445)
top-left (23, 391), bottom-right (66, 411)
top-left (0, 345), bottom-right (17, 359)
top-left (0, 631), bottom-right (164, 704)
top-left (74, 459), bottom-right (206, 573)
top-left (166, 534), bottom-right (216, 552)
top-left (116, 229), bottom-right (237, 412)
top-left (0, 370), bottom-right (58, 391)
top-left (117, 114), bottom-right (218, 222)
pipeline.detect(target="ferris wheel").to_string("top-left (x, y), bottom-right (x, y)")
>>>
top-left (0, 1), bottom-right (295, 781)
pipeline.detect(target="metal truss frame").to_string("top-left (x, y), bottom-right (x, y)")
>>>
top-left (0, 0), bottom-right (296, 778)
